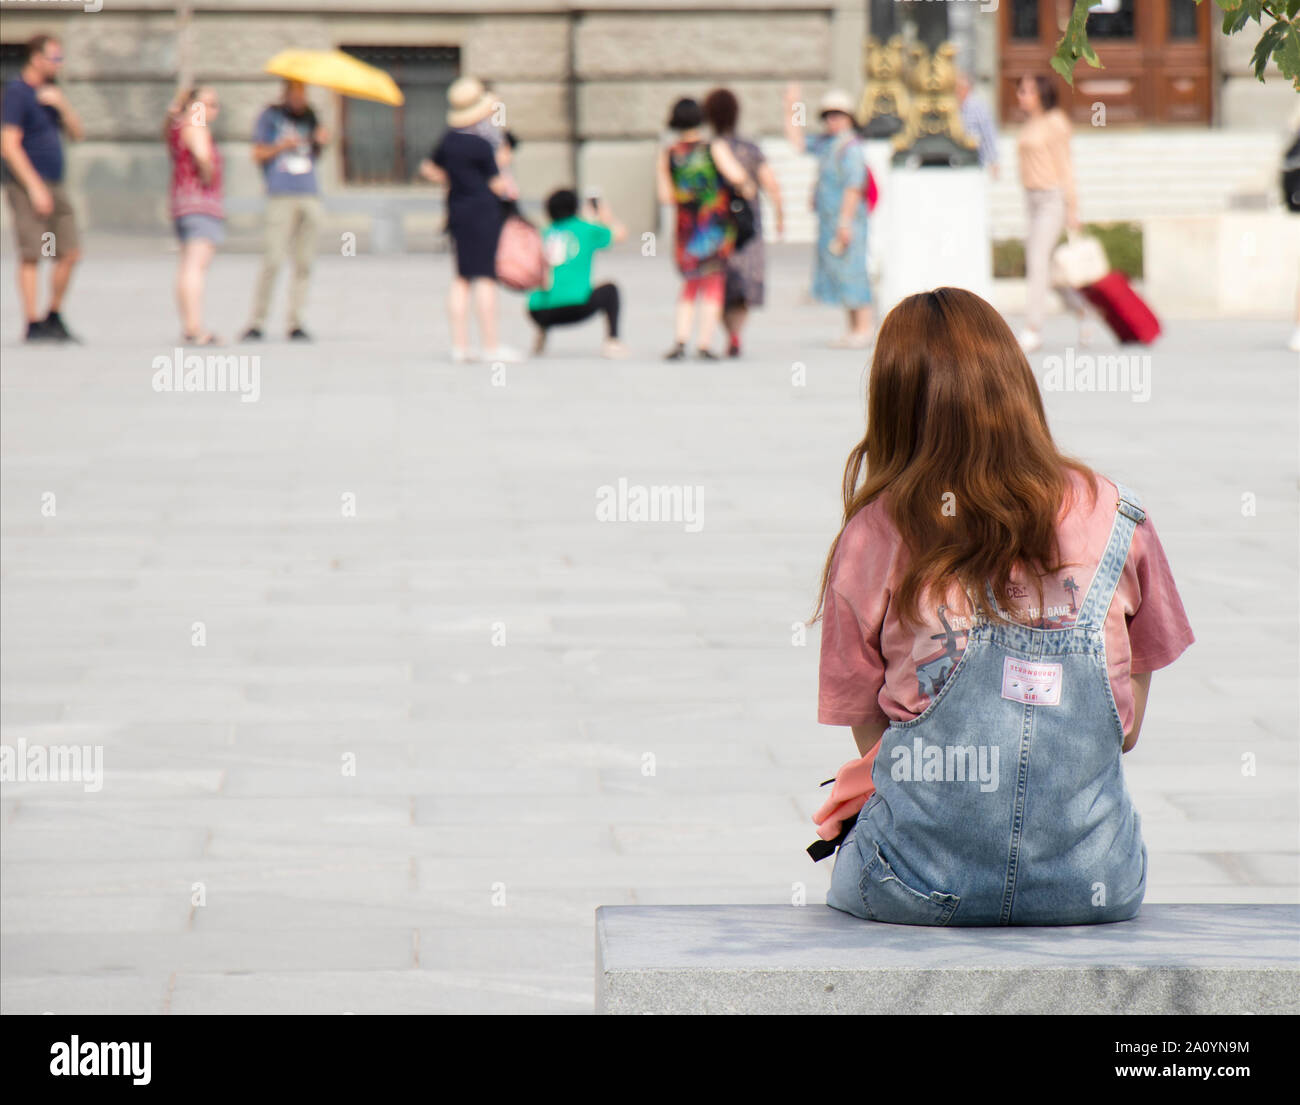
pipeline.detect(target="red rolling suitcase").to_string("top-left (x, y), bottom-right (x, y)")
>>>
top-left (1080, 271), bottom-right (1161, 344)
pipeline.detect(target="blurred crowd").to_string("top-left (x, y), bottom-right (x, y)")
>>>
top-left (3, 32), bottom-right (1299, 355)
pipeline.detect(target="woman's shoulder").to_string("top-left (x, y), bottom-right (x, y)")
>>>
top-left (829, 496), bottom-right (905, 604)
top-left (838, 495), bottom-right (901, 557)
top-left (440, 128), bottom-right (489, 150)
top-left (1058, 466), bottom-right (1110, 521)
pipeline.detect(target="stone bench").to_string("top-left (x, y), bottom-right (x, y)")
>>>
top-left (595, 903), bottom-right (1300, 1015)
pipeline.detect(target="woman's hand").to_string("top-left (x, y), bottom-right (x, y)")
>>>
top-left (417, 158), bottom-right (446, 185)
top-left (783, 82), bottom-right (806, 153)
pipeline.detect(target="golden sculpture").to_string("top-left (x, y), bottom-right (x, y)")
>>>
top-left (859, 37), bottom-right (979, 163)
top-left (857, 36), bottom-right (911, 136)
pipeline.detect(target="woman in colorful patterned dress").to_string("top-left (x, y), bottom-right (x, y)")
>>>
top-left (656, 97), bottom-right (755, 360)
top-left (784, 84), bottom-right (874, 349)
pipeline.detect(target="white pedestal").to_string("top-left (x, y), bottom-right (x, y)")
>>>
top-left (877, 166), bottom-right (992, 316)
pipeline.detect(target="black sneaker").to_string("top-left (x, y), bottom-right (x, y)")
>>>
top-left (240, 327), bottom-right (263, 341)
top-left (24, 318), bottom-right (52, 342)
top-left (664, 343), bottom-right (686, 361)
top-left (43, 311), bottom-right (79, 343)
top-left (288, 327), bottom-right (311, 342)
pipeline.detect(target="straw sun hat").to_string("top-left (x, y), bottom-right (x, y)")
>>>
top-left (817, 89), bottom-right (857, 119)
top-left (446, 76), bottom-right (496, 128)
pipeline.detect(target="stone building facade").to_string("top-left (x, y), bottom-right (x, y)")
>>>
top-left (0, 0), bottom-right (1293, 237)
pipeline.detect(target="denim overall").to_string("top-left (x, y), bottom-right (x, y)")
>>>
top-left (827, 485), bottom-right (1149, 926)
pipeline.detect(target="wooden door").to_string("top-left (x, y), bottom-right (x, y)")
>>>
top-left (998, 0), bottom-right (1212, 125)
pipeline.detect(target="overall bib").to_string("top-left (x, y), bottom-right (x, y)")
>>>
top-left (827, 485), bottom-right (1149, 926)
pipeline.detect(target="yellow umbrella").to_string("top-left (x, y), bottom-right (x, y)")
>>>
top-left (263, 49), bottom-right (404, 106)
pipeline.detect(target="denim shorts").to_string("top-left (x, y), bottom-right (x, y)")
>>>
top-left (175, 213), bottom-right (225, 245)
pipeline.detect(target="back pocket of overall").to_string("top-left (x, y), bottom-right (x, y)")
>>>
top-left (859, 841), bottom-right (961, 926)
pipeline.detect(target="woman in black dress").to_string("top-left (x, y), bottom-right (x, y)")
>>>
top-left (420, 76), bottom-right (522, 363)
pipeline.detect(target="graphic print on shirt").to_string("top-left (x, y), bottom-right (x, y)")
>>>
top-left (272, 114), bottom-right (313, 176)
top-left (915, 604), bottom-right (967, 700)
top-left (912, 570), bottom-right (1094, 707)
top-left (543, 227), bottom-right (580, 268)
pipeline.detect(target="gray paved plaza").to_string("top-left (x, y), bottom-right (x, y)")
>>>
top-left (2, 238), bottom-right (1297, 1013)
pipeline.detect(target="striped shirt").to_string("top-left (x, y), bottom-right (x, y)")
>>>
top-left (959, 94), bottom-right (999, 169)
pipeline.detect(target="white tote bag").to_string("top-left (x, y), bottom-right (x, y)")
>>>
top-left (1050, 232), bottom-right (1109, 289)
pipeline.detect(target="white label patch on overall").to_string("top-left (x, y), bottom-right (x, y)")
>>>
top-left (1001, 657), bottom-right (1063, 706)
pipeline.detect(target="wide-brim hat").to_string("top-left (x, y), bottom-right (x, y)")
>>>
top-left (447, 76), bottom-right (495, 128)
top-left (818, 90), bottom-right (857, 120)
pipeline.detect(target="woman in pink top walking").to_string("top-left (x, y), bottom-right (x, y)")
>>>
top-left (809, 288), bottom-right (1193, 925)
top-left (1014, 74), bottom-right (1088, 354)
top-left (164, 86), bottom-right (225, 345)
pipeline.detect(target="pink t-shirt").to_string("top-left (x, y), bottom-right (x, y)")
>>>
top-left (818, 472), bottom-right (1194, 742)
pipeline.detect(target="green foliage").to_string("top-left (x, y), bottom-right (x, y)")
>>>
top-left (991, 223), bottom-right (1143, 281)
top-left (1085, 222), bottom-right (1143, 280)
top-left (1050, 0), bottom-right (1104, 84)
top-left (1052, 0), bottom-right (1300, 90)
top-left (992, 238), bottom-right (1026, 278)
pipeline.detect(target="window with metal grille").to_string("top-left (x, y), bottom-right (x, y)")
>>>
top-left (338, 45), bottom-right (460, 185)
top-left (0, 42), bottom-right (27, 95)
top-left (869, 0), bottom-right (950, 49)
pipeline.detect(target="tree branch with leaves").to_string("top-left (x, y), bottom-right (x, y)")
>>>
top-left (1052, 0), bottom-right (1300, 90)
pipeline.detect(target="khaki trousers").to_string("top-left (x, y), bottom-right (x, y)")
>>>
top-left (1024, 187), bottom-right (1065, 332)
top-left (248, 194), bottom-right (323, 330)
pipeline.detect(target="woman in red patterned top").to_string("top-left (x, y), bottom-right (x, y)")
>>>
top-left (164, 86), bottom-right (224, 345)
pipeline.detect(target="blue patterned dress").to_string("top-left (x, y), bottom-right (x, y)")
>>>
top-left (807, 132), bottom-right (871, 308)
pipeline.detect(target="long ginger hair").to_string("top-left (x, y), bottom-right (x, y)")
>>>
top-left (810, 287), bottom-right (1097, 629)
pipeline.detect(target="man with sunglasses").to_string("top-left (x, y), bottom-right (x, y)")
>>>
top-left (1, 33), bottom-right (84, 342)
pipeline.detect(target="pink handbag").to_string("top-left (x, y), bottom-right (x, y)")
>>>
top-left (495, 215), bottom-right (549, 291)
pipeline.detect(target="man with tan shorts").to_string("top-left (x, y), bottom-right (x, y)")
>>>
top-left (0, 34), bottom-right (83, 343)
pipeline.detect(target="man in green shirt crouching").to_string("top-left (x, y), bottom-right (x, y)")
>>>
top-left (528, 188), bottom-right (628, 358)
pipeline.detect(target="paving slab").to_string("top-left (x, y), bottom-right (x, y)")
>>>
top-left (2, 238), bottom-right (1296, 1014)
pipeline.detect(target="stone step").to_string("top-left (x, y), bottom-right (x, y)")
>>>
top-left (595, 903), bottom-right (1300, 1014)
top-left (757, 131), bottom-right (1284, 241)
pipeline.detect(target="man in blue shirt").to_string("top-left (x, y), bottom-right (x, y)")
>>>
top-left (241, 80), bottom-right (329, 341)
top-left (956, 71), bottom-right (1000, 180)
top-left (0, 34), bottom-right (85, 342)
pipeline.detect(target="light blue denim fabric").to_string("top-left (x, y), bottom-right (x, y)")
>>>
top-left (828, 484), bottom-right (1150, 926)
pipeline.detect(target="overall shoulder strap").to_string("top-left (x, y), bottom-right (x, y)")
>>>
top-left (1075, 482), bottom-right (1145, 630)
